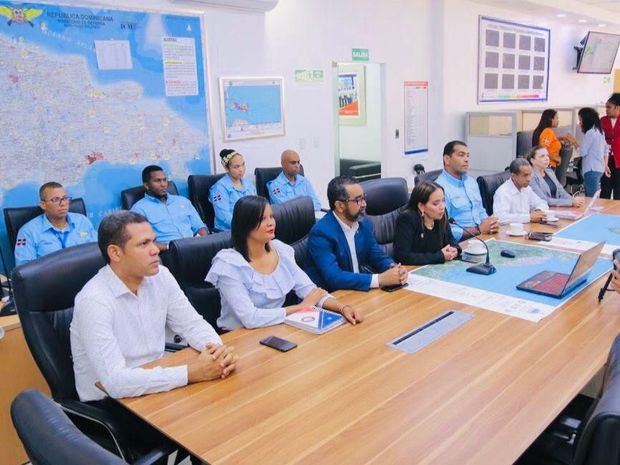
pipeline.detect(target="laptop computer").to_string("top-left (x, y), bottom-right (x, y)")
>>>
top-left (516, 241), bottom-right (605, 298)
top-left (554, 190), bottom-right (600, 220)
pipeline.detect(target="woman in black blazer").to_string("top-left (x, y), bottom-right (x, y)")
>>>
top-left (394, 181), bottom-right (460, 265)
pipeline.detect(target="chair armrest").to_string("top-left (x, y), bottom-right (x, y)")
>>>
top-left (58, 399), bottom-right (132, 459)
top-left (132, 446), bottom-right (170, 465)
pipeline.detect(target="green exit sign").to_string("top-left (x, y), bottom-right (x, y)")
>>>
top-left (352, 48), bottom-right (369, 62)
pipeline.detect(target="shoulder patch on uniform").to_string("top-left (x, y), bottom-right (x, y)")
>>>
top-left (16, 238), bottom-right (26, 246)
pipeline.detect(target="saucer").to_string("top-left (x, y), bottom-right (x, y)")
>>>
top-left (464, 247), bottom-right (487, 255)
top-left (507, 230), bottom-right (527, 237)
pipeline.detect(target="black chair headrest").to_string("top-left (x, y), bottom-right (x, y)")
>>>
top-left (254, 166), bottom-right (305, 199)
top-left (187, 174), bottom-right (226, 230)
top-left (4, 198), bottom-right (87, 252)
top-left (271, 196), bottom-right (315, 244)
top-left (360, 177), bottom-right (408, 215)
top-left (168, 232), bottom-right (232, 285)
top-left (120, 181), bottom-right (178, 210)
top-left (12, 242), bottom-right (105, 313)
top-left (477, 171), bottom-right (510, 216)
top-left (414, 169), bottom-right (442, 186)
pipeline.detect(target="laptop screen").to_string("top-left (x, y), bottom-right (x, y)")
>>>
top-left (564, 242), bottom-right (605, 291)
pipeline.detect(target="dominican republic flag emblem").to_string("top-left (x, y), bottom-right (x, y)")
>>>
top-left (213, 194), bottom-right (222, 202)
top-left (272, 187), bottom-right (281, 195)
top-left (16, 238), bottom-right (27, 246)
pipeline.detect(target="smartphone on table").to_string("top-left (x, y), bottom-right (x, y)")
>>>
top-left (259, 335), bottom-right (297, 352)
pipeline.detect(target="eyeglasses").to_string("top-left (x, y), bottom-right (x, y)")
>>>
top-left (44, 196), bottom-right (72, 205)
top-left (341, 195), bottom-right (366, 206)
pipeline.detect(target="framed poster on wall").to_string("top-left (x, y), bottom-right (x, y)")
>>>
top-left (478, 16), bottom-right (550, 103)
top-left (338, 63), bottom-right (366, 126)
top-left (219, 76), bottom-right (285, 141)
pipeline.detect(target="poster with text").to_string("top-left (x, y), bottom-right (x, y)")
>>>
top-left (338, 63), bottom-right (366, 126)
top-left (478, 16), bottom-right (550, 103)
top-left (404, 81), bottom-right (428, 155)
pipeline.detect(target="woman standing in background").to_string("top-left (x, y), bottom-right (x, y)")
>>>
top-left (575, 107), bottom-right (609, 197)
top-left (532, 109), bottom-right (577, 170)
top-left (600, 93), bottom-right (620, 199)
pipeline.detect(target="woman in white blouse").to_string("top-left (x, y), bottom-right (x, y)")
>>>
top-left (206, 195), bottom-right (363, 331)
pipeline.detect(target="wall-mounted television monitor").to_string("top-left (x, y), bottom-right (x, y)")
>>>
top-left (577, 31), bottom-right (620, 74)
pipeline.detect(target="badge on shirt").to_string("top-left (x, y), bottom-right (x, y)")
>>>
top-left (272, 187), bottom-right (281, 195)
top-left (16, 238), bottom-right (26, 246)
top-left (213, 193), bottom-right (223, 202)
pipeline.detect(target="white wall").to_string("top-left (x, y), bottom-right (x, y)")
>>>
top-left (339, 63), bottom-right (382, 162)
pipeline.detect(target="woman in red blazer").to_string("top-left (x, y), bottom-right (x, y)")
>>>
top-left (600, 93), bottom-right (620, 199)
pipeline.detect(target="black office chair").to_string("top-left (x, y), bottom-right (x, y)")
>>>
top-left (365, 208), bottom-right (404, 258)
top-left (517, 334), bottom-right (620, 465)
top-left (271, 196), bottom-right (315, 269)
top-left (11, 389), bottom-right (168, 465)
top-left (120, 181), bottom-right (178, 210)
top-left (168, 232), bottom-right (231, 331)
top-left (414, 169), bottom-right (443, 186)
top-left (360, 177), bottom-right (408, 216)
top-left (4, 198), bottom-right (87, 252)
top-left (187, 174), bottom-right (226, 231)
top-left (360, 177), bottom-right (409, 257)
top-left (11, 243), bottom-right (153, 462)
top-left (477, 171), bottom-right (510, 216)
top-left (340, 158), bottom-right (381, 181)
top-left (254, 166), bottom-right (305, 200)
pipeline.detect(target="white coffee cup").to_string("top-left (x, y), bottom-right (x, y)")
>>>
top-left (466, 241), bottom-right (486, 255)
top-left (509, 222), bottom-right (525, 235)
top-left (543, 210), bottom-right (557, 221)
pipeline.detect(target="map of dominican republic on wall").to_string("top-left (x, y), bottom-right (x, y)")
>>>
top-left (478, 16), bottom-right (550, 103)
top-left (0, 1), bottom-right (213, 266)
top-left (219, 76), bottom-right (285, 141)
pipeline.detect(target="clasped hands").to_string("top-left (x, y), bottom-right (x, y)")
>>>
top-left (188, 342), bottom-right (237, 384)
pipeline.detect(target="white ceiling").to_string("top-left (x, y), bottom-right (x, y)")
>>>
top-left (472, 0), bottom-right (620, 27)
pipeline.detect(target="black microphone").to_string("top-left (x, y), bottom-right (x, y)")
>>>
top-left (449, 218), bottom-right (496, 275)
top-left (598, 248), bottom-right (620, 302)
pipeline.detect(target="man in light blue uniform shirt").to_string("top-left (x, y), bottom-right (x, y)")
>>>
top-left (131, 165), bottom-right (207, 250)
top-left (435, 140), bottom-right (499, 240)
top-left (15, 182), bottom-right (97, 266)
top-left (267, 149), bottom-right (322, 210)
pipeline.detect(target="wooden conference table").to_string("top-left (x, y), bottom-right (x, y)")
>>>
top-left (119, 200), bottom-right (620, 465)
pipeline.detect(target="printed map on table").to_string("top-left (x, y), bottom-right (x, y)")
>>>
top-left (546, 214), bottom-right (620, 256)
top-left (220, 77), bottom-right (284, 141)
top-left (406, 239), bottom-right (611, 322)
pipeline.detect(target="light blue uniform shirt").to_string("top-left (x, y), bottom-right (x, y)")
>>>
top-left (579, 127), bottom-right (609, 174)
top-left (131, 193), bottom-right (206, 244)
top-left (15, 212), bottom-right (97, 266)
top-left (206, 240), bottom-right (319, 331)
top-left (435, 170), bottom-right (488, 240)
top-left (208, 175), bottom-right (257, 231)
top-left (267, 171), bottom-right (322, 210)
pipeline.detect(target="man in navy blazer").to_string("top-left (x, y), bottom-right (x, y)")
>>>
top-left (305, 176), bottom-right (408, 292)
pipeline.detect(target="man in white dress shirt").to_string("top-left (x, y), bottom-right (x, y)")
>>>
top-left (493, 158), bottom-right (549, 224)
top-left (70, 211), bottom-right (235, 463)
